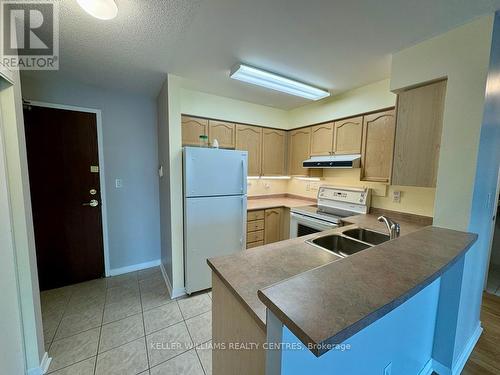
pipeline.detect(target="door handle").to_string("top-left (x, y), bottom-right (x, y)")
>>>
top-left (241, 158), bottom-right (245, 192)
top-left (82, 199), bottom-right (99, 207)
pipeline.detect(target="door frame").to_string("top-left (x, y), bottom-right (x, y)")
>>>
top-left (483, 166), bottom-right (500, 289)
top-left (23, 99), bottom-right (111, 277)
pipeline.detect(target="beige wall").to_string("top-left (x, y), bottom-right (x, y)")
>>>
top-left (391, 15), bottom-right (493, 231)
top-left (166, 75), bottom-right (185, 295)
top-left (180, 87), bottom-right (289, 129)
top-left (286, 169), bottom-right (436, 217)
top-left (288, 79), bottom-right (396, 128)
top-left (247, 178), bottom-right (289, 197)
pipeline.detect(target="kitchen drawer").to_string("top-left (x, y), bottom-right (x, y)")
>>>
top-left (247, 230), bottom-right (264, 243)
top-left (246, 240), bottom-right (264, 249)
top-left (247, 219), bottom-right (264, 232)
top-left (247, 210), bottom-right (265, 221)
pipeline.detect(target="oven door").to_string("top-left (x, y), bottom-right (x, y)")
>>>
top-left (290, 212), bottom-right (339, 238)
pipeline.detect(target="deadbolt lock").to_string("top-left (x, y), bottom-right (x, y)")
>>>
top-left (90, 189), bottom-right (97, 195)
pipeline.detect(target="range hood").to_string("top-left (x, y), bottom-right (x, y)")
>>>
top-left (302, 154), bottom-right (361, 169)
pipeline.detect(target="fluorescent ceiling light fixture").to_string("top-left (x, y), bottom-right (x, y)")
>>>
top-left (77, 0), bottom-right (118, 20)
top-left (230, 64), bottom-right (330, 101)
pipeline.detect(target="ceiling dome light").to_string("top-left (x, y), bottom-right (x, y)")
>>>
top-left (77, 0), bottom-right (118, 20)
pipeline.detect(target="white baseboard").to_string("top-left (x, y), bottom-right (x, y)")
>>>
top-left (109, 259), bottom-right (160, 276)
top-left (160, 262), bottom-right (186, 299)
top-left (418, 359), bottom-right (434, 375)
top-left (452, 324), bottom-right (483, 375)
top-left (27, 352), bottom-right (51, 375)
top-left (432, 324), bottom-right (483, 375)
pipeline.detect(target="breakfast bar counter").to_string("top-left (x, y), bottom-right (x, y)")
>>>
top-left (207, 221), bottom-right (477, 375)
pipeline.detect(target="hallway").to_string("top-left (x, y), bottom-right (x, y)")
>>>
top-left (40, 267), bottom-right (212, 375)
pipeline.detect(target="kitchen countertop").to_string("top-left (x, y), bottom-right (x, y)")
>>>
top-left (208, 219), bottom-right (477, 357)
top-left (207, 215), bottom-right (426, 331)
top-left (207, 230), bottom-right (342, 330)
top-left (258, 226), bottom-right (477, 356)
top-left (247, 195), bottom-right (315, 211)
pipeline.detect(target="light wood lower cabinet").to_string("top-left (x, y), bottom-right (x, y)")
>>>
top-left (334, 116), bottom-right (363, 154)
top-left (236, 124), bottom-right (262, 176)
top-left (361, 109), bottom-right (396, 183)
top-left (288, 128), bottom-right (311, 176)
top-left (392, 80), bottom-right (446, 187)
top-left (246, 209), bottom-right (265, 249)
top-left (261, 128), bottom-right (286, 176)
top-left (181, 116), bottom-right (208, 146)
top-left (246, 208), bottom-right (284, 248)
top-left (309, 123), bottom-right (334, 156)
top-left (209, 120), bottom-right (235, 149)
top-left (264, 208), bottom-right (282, 244)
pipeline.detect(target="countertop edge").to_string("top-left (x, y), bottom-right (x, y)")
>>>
top-left (257, 228), bottom-right (478, 357)
top-left (207, 258), bottom-right (267, 331)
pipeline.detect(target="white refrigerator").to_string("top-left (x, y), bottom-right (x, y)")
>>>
top-left (183, 147), bottom-right (248, 294)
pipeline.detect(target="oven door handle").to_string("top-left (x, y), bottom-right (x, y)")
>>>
top-left (290, 212), bottom-right (338, 228)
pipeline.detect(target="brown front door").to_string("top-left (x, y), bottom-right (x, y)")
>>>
top-left (24, 105), bottom-right (105, 291)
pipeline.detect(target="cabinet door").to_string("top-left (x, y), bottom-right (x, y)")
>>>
top-left (209, 120), bottom-right (235, 149)
top-left (392, 80), bottom-right (446, 187)
top-left (309, 123), bottom-right (334, 156)
top-left (361, 110), bottom-right (396, 183)
top-left (262, 128), bottom-right (286, 176)
top-left (182, 116), bottom-right (208, 146)
top-left (235, 124), bottom-right (262, 176)
top-left (264, 208), bottom-right (282, 244)
top-left (333, 116), bottom-right (362, 154)
top-left (288, 128), bottom-right (311, 176)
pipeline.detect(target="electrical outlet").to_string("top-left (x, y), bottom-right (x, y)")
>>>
top-left (384, 362), bottom-right (392, 375)
top-left (115, 178), bottom-right (123, 189)
top-left (392, 191), bottom-right (401, 203)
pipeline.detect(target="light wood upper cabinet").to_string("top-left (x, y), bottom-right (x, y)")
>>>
top-left (334, 116), bottom-right (363, 155)
top-left (262, 128), bottom-right (286, 176)
top-left (309, 123), bottom-right (334, 156)
top-left (288, 127), bottom-right (311, 176)
top-left (236, 124), bottom-right (262, 176)
top-left (182, 116), bottom-right (208, 146)
top-left (209, 120), bottom-right (235, 149)
top-left (361, 109), bottom-right (396, 183)
top-left (392, 80), bottom-right (446, 187)
top-left (264, 208), bottom-right (282, 244)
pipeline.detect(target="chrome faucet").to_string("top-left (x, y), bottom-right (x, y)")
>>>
top-left (377, 216), bottom-right (401, 240)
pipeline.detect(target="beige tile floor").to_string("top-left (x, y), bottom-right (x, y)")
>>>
top-left (41, 267), bottom-right (213, 375)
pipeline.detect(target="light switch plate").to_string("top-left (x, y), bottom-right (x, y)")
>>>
top-left (115, 179), bottom-right (123, 189)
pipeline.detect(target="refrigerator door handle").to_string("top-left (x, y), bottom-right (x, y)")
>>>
top-left (241, 158), bottom-right (245, 193)
top-left (241, 196), bottom-right (245, 247)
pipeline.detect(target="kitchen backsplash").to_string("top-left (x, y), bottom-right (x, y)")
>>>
top-left (247, 178), bottom-right (289, 196)
top-left (249, 169), bottom-right (436, 217)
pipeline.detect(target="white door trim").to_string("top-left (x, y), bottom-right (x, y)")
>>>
top-left (23, 99), bottom-right (111, 277)
top-left (484, 166), bottom-right (500, 289)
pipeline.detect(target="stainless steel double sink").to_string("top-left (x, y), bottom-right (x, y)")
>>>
top-left (306, 228), bottom-right (390, 258)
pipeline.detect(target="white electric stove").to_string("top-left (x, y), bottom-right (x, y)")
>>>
top-left (290, 186), bottom-right (371, 238)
